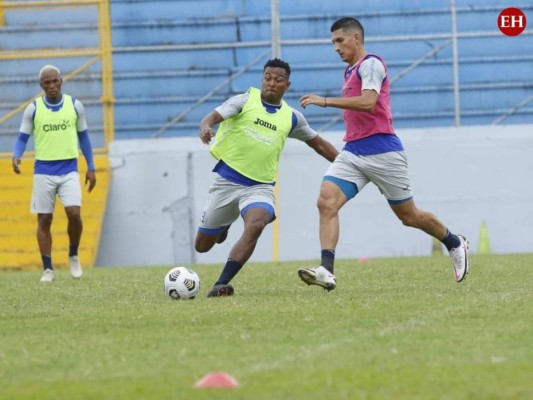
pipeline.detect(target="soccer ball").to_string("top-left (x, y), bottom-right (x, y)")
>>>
top-left (163, 266), bottom-right (200, 300)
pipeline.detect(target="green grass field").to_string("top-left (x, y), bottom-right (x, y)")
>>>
top-left (1, 254), bottom-right (532, 400)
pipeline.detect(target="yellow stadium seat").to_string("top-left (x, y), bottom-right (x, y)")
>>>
top-left (0, 154), bottom-right (110, 271)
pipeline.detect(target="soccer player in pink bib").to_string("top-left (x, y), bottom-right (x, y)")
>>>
top-left (298, 17), bottom-right (469, 290)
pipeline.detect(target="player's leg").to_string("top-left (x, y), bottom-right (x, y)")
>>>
top-left (297, 180), bottom-right (345, 291)
top-left (228, 206), bottom-right (272, 265)
top-left (207, 184), bottom-right (274, 297)
top-left (195, 227), bottom-right (232, 252)
top-left (390, 198), bottom-right (447, 238)
top-left (36, 213), bottom-right (54, 281)
top-left (369, 151), bottom-right (469, 282)
top-left (64, 205), bottom-right (83, 278)
top-left (317, 180), bottom-right (350, 251)
top-left (31, 174), bottom-right (57, 282)
top-left (319, 153), bottom-right (365, 261)
top-left (298, 152), bottom-right (366, 290)
top-left (195, 177), bottom-right (240, 253)
top-left (36, 214), bottom-right (53, 254)
top-left (59, 172), bottom-right (83, 278)
top-left (390, 199), bottom-right (469, 282)
top-left (64, 205), bottom-right (82, 248)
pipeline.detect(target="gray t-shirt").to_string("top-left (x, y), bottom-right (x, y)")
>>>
top-left (214, 92), bottom-right (318, 142)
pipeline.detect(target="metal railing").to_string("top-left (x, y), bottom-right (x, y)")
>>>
top-left (2, 1), bottom-right (531, 143)
top-left (0, 0), bottom-right (114, 150)
top-left (151, 49), bottom-right (270, 138)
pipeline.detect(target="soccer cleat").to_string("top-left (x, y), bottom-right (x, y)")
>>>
top-left (449, 235), bottom-right (469, 282)
top-left (297, 266), bottom-right (336, 291)
top-left (69, 255), bottom-right (83, 279)
top-left (40, 269), bottom-right (55, 282)
top-left (206, 284), bottom-right (234, 297)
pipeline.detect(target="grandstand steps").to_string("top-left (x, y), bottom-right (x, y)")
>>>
top-left (0, 0), bottom-right (532, 145)
top-left (0, 155), bottom-right (110, 271)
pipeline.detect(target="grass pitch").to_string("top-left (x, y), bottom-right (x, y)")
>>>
top-left (1, 254), bottom-right (532, 399)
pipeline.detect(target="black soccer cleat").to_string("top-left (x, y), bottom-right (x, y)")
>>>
top-left (206, 284), bottom-right (235, 297)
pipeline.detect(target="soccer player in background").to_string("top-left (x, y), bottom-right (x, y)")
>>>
top-left (12, 65), bottom-right (96, 282)
top-left (196, 58), bottom-right (339, 297)
top-left (298, 17), bottom-right (469, 290)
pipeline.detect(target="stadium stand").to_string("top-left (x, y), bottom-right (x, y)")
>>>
top-left (0, 155), bottom-right (110, 271)
top-left (0, 0), bottom-right (531, 144)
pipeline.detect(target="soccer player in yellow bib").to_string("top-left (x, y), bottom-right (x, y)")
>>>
top-left (12, 65), bottom-right (96, 282)
top-left (196, 58), bottom-right (339, 297)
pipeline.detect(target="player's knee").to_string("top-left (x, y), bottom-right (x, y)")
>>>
top-left (194, 231), bottom-right (218, 253)
top-left (317, 193), bottom-right (337, 215)
top-left (37, 214), bottom-right (53, 227)
top-left (194, 240), bottom-right (212, 253)
top-left (194, 245), bottom-right (208, 253)
top-left (398, 212), bottom-right (417, 228)
top-left (244, 219), bottom-right (267, 239)
top-left (65, 206), bottom-right (81, 220)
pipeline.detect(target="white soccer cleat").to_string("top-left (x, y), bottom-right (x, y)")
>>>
top-left (298, 266), bottom-right (336, 291)
top-left (69, 256), bottom-right (83, 279)
top-left (40, 269), bottom-right (55, 282)
top-left (449, 235), bottom-right (469, 282)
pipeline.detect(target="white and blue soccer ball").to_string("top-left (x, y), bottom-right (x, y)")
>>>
top-left (163, 266), bottom-right (200, 300)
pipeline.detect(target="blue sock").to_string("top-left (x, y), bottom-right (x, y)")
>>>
top-left (69, 245), bottom-right (79, 257)
top-left (441, 229), bottom-right (461, 251)
top-left (42, 255), bottom-right (53, 270)
top-left (215, 258), bottom-right (242, 285)
top-left (321, 249), bottom-right (335, 273)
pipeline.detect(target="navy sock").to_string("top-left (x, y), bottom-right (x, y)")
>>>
top-left (321, 249), bottom-right (335, 273)
top-left (441, 229), bottom-right (461, 251)
top-left (215, 258), bottom-right (243, 285)
top-left (69, 245), bottom-right (79, 257)
top-left (42, 255), bottom-right (53, 270)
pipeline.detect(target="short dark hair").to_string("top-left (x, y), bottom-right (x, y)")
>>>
top-left (331, 17), bottom-right (365, 42)
top-left (263, 58), bottom-right (291, 77)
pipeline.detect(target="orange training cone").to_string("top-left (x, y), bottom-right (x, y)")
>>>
top-left (194, 372), bottom-right (240, 388)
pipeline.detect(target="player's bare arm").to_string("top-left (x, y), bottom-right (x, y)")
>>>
top-left (299, 94), bottom-right (328, 109)
top-left (199, 111), bottom-right (224, 144)
top-left (300, 89), bottom-right (378, 112)
top-left (305, 135), bottom-right (339, 162)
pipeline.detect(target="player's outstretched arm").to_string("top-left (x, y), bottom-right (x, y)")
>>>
top-left (305, 135), bottom-right (339, 162)
top-left (299, 93), bottom-right (327, 109)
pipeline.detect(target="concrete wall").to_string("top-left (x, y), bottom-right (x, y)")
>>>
top-left (96, 124), bottom-right (533, 267)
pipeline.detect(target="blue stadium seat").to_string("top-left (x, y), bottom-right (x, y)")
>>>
top-left (0, 0), bottom-right (531, 143)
